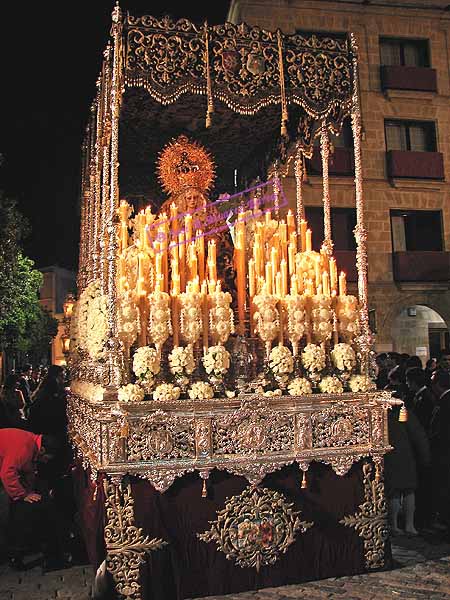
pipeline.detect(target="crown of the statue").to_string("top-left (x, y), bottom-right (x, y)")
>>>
top-left (157, 135), bottom-right (215, 197)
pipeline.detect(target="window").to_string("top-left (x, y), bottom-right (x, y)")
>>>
top-left (304, 207), bottom-right (357, 252)
top-left (385, 120), bottom-right (437, 153)
top-left (380, 37), bottom-right (430, 68)
top-left (390, 210), bottom-right (443, 251)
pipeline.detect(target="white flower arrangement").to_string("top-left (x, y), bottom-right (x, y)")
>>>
top-left (70, 380), bottom-right (105, 402)
top-left (168, 345), bottom-right (195, 376)
top-left (301, 343), bottom-right (326, 372)
top-left (349, 374), bottom-right (376, 393)
top-left (287, 377), bottom-right (312, 396)
top-left (331, 343), bottom-right (356, 372)
top-left (203, 345), bottom-right (231, 376)
top-left (311, 295), bottom-right (333, 343)
top-left (117, 290), bottom-right (140, 348)
top-left (118, 383), bottom-right (145, 402)
top-left (269, 345), bottom-right (294, 375)
top-left (132, 346), bottom-right (161, 382)
top-left (284, 295), bottom-right (306, 353)
top-left (148, 290), bottom-right (172, 349)
top-left (188, 381), bottom-right (214, 400)
top-left (319, 376), bottom-right (344, 394)
top-left (153, 383), bottom-right (181, 402)
top-left (336, 296), bottom-right (360, 342)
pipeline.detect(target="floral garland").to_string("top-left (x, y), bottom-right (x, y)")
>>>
top-left (331, 343), bottom-right (356, 372)
top-left (188, 381), bottom-right (214, 400)
top-left (118, 383), bottom-right (145, 402)
top-left (203, 345), bottom-right (231, 376)
top-left (301, 343), bottom-right (326, 372)
top-left (117, 290), bottom-right (140, 348)
top-left (153, 383), bottom-right (181, 402)
top-left (336, 295), bottom-right (360, 342)
top-left (319, 375), bottom-right (344, 394)
top-left (311, 295), bottom-right (333, 343)
top-left (148, 290), bottom-right (172, 349)
top-left (70, 281), bottom-right (109, 360)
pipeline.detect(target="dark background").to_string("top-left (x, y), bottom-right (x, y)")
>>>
top-left (0, 1), bottom-right (230, 271)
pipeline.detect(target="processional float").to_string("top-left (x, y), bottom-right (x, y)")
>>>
top-left (68, 6), bottom-right (399, 599)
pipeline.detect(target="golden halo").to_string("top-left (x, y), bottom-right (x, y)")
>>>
top-left (157, 135), bottom-right (215, 197)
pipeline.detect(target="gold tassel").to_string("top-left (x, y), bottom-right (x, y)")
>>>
top-left (202, 479), bottom-right (207, 498)
top-left (399, 404), bottom-right (408, 422)
top-left (301, 472), bottom-right (307, 489)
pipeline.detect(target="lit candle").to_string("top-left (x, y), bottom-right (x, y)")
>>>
top-left (339, 271), bottom-right (347, 296)
top-left (290, 274), bottom-right (298, 295)
top-left (300, 220), bottom-right (307, 252)
top-left (248, 258), bottom-right (256, 298)
top-left (288, 243), bottom-right (296, 277)
top-left (171, 293), bottom-right (180, 347)
top-left (329, 257), bottom-right (338, 293)
top-left (265, 262), bottom-right (273, 295)
top-left (138, 210), bottom-right (146, 245)
top-left (201, 280), bottom-right (209, 352)
top-left (189, 242), bottom-right (198, 281)
top-left (287, 209), bottom-right (295, 239)
top-left (279, 221), bottom-right (287, 263)
top-left (178, 232), bottom-right (186, 292)
top-left (322, 271), bottom-right (330, 297)
top-left (170, 202), bottom-right (179, 241)
top-left (208, 279), bottom-right (216, 295)
top-left (121, 222), bottom-right (128, 253)
top-left (306, 229), bottom-right (312, 252)
top-left (265, 210), bottom-right (271, 225)
top-left (289, 231), bottom-right (297, 251)
top-left (315, 258), bottom-right (321, 288)
top-left (281, 259), bottom-right (288, 297)
top-left (185, 214), bottom-right (193, 244)
top-left (119, 200), bottom-right (129, 222)
top-left (276, 271), bottom-right (282, 298)
top-left (235, 219), bottom-right (246, 335)
top-left (271, 246), bottom-right (278, 290)
top-left (196, 230), bottom-right (205, 282)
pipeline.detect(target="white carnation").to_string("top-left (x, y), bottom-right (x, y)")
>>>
top-left (188, 381), bottom-right (214, 400)
top-left (319, 376), bottom-right (344, 394)
top-left (203, 345), bottom-right (231, 376)
top-left (301, 343), bottom-right (326, 372)
top-left (269, 345), bottom-right (294, 375)
top-left (331, 343), bottom-right (356, 372)
top-left (153, 383), bottom-right (181, 402)
top-left (168, 346), bottom-right (195, 376)
top-left (287, 377), bottom-right (312, 396)
top-left (133, 346), bottom-right (160, 381)
top-left (118, 383), bottom-right (145, 402)
top-left (349, 375), bottom-right (376, 393)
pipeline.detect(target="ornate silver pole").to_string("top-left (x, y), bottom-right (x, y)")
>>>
top-left (350, 33), bottom-right (371, 374)
top-left (100, 45), bottom-right (112, 296)
top-left (294, 147), bottom-right (304, 232)
top-left (105, 3), bottom-right (125, 388)
top-left (320, 120), bottom-right (333, 256)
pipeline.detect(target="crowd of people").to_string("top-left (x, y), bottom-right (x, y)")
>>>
top-left (0, 364), bottom-right (74, 572)
top-left (376, 350), bottom-right (450, 539)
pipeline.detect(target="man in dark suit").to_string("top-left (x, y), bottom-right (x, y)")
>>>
top-left (430, 369), bottom-right (450, 534)
top-left (406, 367), bottom-right (435, 434)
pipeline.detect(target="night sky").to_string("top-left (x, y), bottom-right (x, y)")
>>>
top-left (1, 1), bottom-right (230, 273)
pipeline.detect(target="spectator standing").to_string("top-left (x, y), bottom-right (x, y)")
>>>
top-left (406, 367), bottom-right (435, 433)
top-left (430, 369), bottom-right (450, 533)
top-left (17, 365), bottom-right (32, 416)
top-left (0, 374), bottom-right (27, 429)
top-left (425, 358), bottom-right (437, 384)
top-left (29, 367), bottom-right (42, 394)
top-left (438, 350), bottom-right (450, 372)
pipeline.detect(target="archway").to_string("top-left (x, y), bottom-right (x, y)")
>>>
top-left (391, 304), bottom-right (449, 363)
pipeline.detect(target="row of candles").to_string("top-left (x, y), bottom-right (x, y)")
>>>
top-left (117, 199), bottom-right (348, 345)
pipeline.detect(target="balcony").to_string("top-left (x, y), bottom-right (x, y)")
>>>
top-left (380, 65), bottom-right (437, 93)
top-left (393, 251), bottom-right (450, 282)
top-left (308, 147), bottom-right (354, 176)
top-left (335, 251), bottom-right (358, 282)
top-left (386, 150), bottom-right (444, 180)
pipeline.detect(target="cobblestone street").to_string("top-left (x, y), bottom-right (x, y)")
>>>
top-left (1, 533), bottom-right (450, 600)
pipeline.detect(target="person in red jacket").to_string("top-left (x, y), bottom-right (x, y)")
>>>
top-left (0, 428), bottom-right (69, 571)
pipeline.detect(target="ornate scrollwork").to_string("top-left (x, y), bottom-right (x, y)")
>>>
top-left (127, 410), bottom-right (195, 461)
top-left (138, 467), bottom-right (195, 493)
top-left (103, 481), bottom-right (167, 600)
top-left (311, 402), bottom-right (369, 448)
top-left (198, 486), bottom-right (313, 571)
top-left (339, 460), bottom-right (388, 570)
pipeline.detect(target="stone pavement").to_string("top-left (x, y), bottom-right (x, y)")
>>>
top-left (1, 533), bottom-right (450, 600)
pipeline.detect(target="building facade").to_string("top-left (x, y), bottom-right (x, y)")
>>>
top-left (229, 0), bottom-right (450, 359)
top-left (39, 266), bottom-right (76, 365)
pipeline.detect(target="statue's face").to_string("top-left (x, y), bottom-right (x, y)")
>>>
top-left (184, 188), bottom-right (203, 213)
